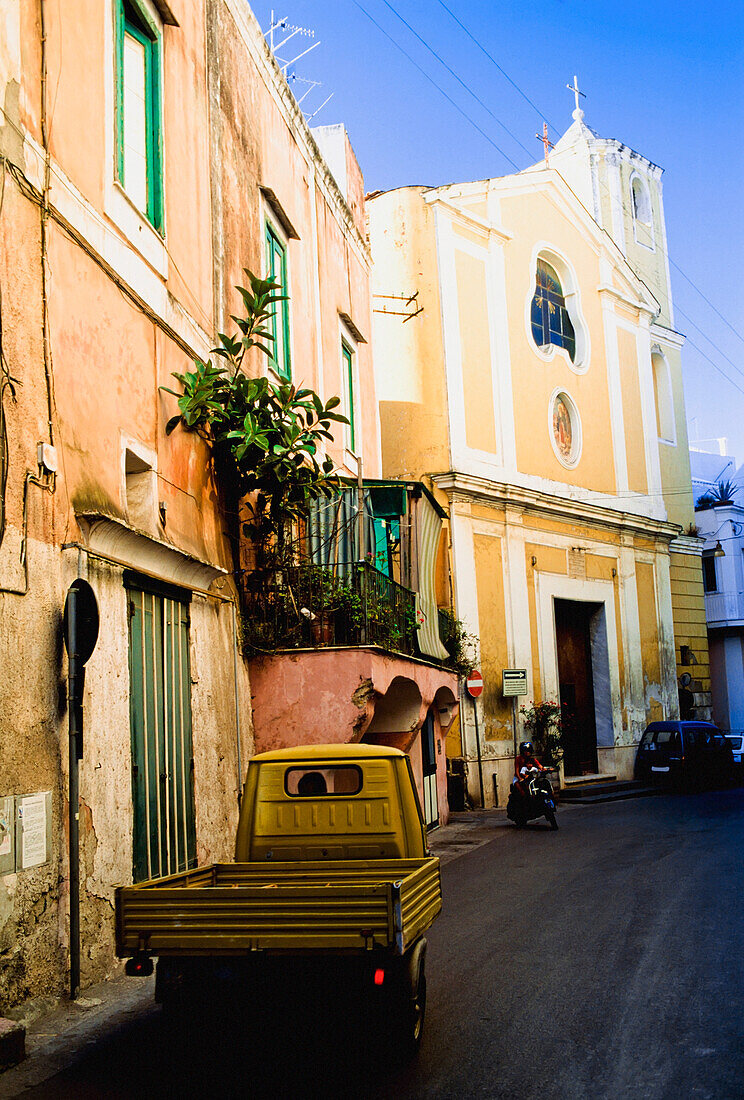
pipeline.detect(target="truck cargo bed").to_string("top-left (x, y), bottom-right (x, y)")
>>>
top-left (115, 858), bottom-right (441, 957)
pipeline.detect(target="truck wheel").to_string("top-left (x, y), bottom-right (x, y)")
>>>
top-left (390, 959), bottom-right (426, 1061)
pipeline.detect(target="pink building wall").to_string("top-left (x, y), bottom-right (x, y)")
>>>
top-left (249, 647), bottom-right (458, 825)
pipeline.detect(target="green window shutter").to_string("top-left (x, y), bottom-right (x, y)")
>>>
top-left (116, 1), bottom-right (164, 234)
top-left (265, 222), bottom-right (291, 379)
top-left (128, 585), bottom-right (196, 882)
top-left (342, 341), bottom-right (355, 452)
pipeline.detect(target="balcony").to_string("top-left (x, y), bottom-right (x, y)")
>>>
top-left (705, 589), bottom-right (744, 625)
top-left (242, 559), bottom-right (420, 656)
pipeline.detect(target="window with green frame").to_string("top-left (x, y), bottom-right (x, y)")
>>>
top-left (265, 223), bottom-right (291, 379)
top-left (116, 0), bottom-right (163, 232)
top-left (341, 340), bottom-right (356, 452)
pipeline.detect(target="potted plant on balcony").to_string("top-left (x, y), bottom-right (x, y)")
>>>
top-left (162, 271), bottom-right (349, 652)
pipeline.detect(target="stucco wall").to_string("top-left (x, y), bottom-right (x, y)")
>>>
top-left (248, 648), bottom-right (457, 824)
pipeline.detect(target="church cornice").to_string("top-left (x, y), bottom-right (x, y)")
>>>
top-left (429, 471), bottom-right (682, 543)
top-left (423, 194), bottom-right (512, 244)
top-left (650, 322), bottom-right (686, 349)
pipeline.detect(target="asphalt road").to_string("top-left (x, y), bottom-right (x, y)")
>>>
top-left (5, 788), bottom-right (744, 1099)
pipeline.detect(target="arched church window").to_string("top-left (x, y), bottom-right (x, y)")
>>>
top-left (631, 176), bottom-right (652, 226)
top-left (531, 259), bottom-right (576, 362)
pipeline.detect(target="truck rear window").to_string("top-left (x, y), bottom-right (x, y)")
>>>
top-left (285, 766), bottom-right (363, 797)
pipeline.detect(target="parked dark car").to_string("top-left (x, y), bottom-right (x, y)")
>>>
top-left (635, 721), bottom-right (735, 790)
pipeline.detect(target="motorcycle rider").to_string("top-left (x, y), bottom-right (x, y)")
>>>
top-left (513, 741), bottom-right (545, 801)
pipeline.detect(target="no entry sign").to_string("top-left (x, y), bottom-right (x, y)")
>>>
top-left (466, 670), bottom-right (484, 698)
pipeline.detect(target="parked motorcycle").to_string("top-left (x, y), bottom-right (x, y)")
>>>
top-left (506, 767), bottom-right (558, 830)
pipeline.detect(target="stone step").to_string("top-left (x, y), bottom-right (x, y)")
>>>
top-left (0, 1017), bottom-right (25, 1070)
top-left (558, 779), bottom-right (660, 804)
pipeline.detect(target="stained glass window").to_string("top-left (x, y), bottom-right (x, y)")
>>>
top-left (530, 259), bottom-right (576, 361)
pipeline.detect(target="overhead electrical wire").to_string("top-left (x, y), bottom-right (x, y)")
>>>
top-left (434, 0), bottom-right (556, 134)
top-left (378, 0), bottom-right (534, 160)
top-left (360, 0), bottom-right (742, 403)
top-left (352, 1), bottom-right (519, 170)
top-left (431, 0), bottom-right (744, 359)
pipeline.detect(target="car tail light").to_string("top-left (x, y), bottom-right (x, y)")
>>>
top-left (373, 968), bottom-right (385, 986)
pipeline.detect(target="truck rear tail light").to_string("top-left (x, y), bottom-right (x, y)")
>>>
top-left (125, 955), bottom-right (153, 977)
top-left (373, 968), bottom-right (385, 986)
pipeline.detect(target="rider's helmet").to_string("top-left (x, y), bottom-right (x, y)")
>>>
top-left (519, 741), bottom-right (534, 755)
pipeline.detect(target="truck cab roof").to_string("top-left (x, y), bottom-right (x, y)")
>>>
top-left (252, 744), bottom-right (406, 762)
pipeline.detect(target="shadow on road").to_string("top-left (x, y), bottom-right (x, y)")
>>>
top-left (19, 1000), bottom-right (402, 1099)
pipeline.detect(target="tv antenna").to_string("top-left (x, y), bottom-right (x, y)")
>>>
top-left (266, 11), bottom-right (320, 74)
top-left (266, 12), bottom-right (334, 122)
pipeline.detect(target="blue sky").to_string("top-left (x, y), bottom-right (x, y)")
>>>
top-left (254, 0), bottom-right (744, 459)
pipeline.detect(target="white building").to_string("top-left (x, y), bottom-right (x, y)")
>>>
top-left (690, 448), bottom-right (744, 732)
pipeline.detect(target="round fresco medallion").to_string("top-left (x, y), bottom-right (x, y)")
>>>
top-left (552, 394), bottom-right (573, 460)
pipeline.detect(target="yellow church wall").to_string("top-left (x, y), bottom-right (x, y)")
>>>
top-left (454, 249), bottom-right (498, 455)
top-left (500, 191), bottom-right (617, 493)
top-left (525, 543), bottom-right (568, 576)
top-left (616, 328), bottom-right (648, 494)
top-left (472, 533), bottom-right (512, 739)
top-left (471, 503), bottom-right (502, 523)
top-left (656, 345), bottom-right (696, 530)
top-left (636, 561), bottom-right (663, 721)
top-left (452, 220), bottom-right (488, 250)
top-left (525, 556), bottom-right (542, 697)
top-left (586, 553), bottom-right (617, 581)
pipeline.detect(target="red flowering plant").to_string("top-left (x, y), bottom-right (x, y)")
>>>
top-left (519, 699), bottom-right (564, 768)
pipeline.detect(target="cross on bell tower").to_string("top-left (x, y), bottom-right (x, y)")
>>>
top-left (566, 74), bottom-right (586, 121)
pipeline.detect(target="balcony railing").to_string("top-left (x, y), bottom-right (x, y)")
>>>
top-left (705, 589), bottom-right (744, 624)
top-left (242, 560), bottom-right (419, 656)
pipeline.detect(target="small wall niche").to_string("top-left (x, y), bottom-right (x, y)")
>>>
top-left (125, 445), bottom-right (158, 534)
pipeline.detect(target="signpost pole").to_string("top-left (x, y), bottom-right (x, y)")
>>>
top-left (465, 670), bottom-right (485, 808)
top-left (67, 586), bottom-right (80, 1001)
top-left (512, 697), bottom-right (518, 764)
top-left (472, 696), bottom-right (485, 809)
top-left (63, 578), bottom-right (99, 1003)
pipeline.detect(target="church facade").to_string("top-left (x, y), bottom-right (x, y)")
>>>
top-left (368, 108), bottom-right (709, 805)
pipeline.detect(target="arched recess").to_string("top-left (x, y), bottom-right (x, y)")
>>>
top-left (362, 676), bottom-right (423, 752)
top-left (651, 347), bottom-right (675, 444)
top-left (630, 173), bottom-right (655, 250)
top-left (433, 686), bottom-right (459, 734)
top-left (526, 245), bottom-right (589, 371)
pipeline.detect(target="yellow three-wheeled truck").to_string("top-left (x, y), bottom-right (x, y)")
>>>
top-left (115, 744), bottom-right (442, 1057)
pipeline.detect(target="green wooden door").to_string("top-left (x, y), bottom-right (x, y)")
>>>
top-left (127, 582), bottom-right (196, 881)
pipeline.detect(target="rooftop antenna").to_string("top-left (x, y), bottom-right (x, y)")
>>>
top-left (266, 9), bottom-right (319, 74)
top-left (266, 11), bottom-right (333, 122)
top-left (535, 121), bottom-right (554, 168)
top-left (306, 93), bottom-right (334, 122)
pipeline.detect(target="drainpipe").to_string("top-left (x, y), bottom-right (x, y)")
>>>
top-left (231, 599), bottom-right (243, 806)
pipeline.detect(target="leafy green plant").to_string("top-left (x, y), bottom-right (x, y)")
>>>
top-left (696, 478), bottom-right (739, 511)
top-left (438, 609), bottom-right (479, 676)
top-left (519, 699), bottom-right (564, 767)
top-left (162, 270), bottom-right (348, 564)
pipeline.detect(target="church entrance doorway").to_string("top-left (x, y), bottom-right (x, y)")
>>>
top-left (553, 598), bottom-right (608, 777)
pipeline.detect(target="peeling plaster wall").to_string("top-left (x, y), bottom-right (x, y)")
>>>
top-left (0, 539), bottom-right (67, 1016)
top-left (0, 0), bottom-right (255, 1013)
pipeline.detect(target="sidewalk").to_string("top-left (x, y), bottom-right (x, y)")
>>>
top-left (0, 809), bottom-right (507, 1096)
top-left (427, 808), bottom-right (509, 866)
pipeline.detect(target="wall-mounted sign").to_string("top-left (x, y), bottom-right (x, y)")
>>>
top-left (502, 669), bottom-right (528, 697)
top-left (0, 796), bottom-right (14, 875)
top-left (15, 792), bottom-right (52, 871)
